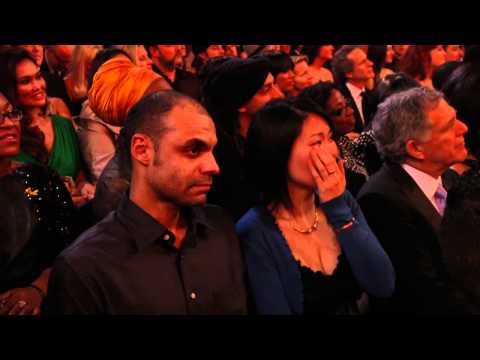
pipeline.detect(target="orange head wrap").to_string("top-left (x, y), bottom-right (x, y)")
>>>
top-left (88, 56), bottom-right (161, 126)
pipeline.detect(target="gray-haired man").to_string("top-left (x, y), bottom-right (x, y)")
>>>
top-left (357, 87), bottom-right (468, 314)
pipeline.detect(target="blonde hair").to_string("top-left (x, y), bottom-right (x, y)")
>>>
top-left (68, 45), bottom-right (103, 100)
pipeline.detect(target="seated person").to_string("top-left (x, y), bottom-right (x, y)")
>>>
top-left (0, 48), bottom-right (94, 206)
top-left (0, 91), bottom-right (78, 315)
top-left (236, 97), bottom-right (395, 315)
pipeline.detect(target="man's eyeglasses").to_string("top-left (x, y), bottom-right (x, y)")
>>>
top-left (0, 109), bottom-right (23, 125)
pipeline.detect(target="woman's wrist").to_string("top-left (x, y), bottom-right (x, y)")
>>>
top-left (27, 284), bottom-right (46, 301)
top-left (334, 217), bottom-right (357, 233)
top-left (319, 192), bottom-right (354, 227)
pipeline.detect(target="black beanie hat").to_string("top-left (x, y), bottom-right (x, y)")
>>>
top-left (202, 56), bottom-right (271, 113)
top-left (192, 45), bottom-right (211, 55)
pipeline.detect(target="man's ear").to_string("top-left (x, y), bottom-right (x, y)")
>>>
top-left (131, 134), bottom-right (154, 166)
top-left (345, 71), bottom-right (353, 81)
top-left (406, 139), bottom-right (425, 160)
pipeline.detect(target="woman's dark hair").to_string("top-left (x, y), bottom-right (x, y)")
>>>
top-left (0, 48), bottom-right (49, 163)
top-left (245, 96), bottom-right (333, 211)
top-left (87, 48), bottom-right (133, 90)
top-left (375, 72), bottom-right (421, 103)
top-left (261, 52), bottom-right (294, 78)
top-left (296, 81), bottom-right (345, 135)
top-left (197, 56), bottom-right (238, 136)
top-left (432, 61), bottom-right (462, 90)
top-left (297, 81), bottom-right (337, 109)
top-left (463, 45), bottom-right (480, 63)
top-left (399, 45), bottom-right (437, 81)
top-left (367, 45), bottom-right (387, 77)
top-left (366, 72), bottom-right (421, 122)
top-left (442, 61), bottom-right (480, 159)
top-left (301, 45), bottom-right (327, 65)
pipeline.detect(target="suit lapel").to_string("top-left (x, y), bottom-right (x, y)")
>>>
top-left (386, 163), bottom-right (442, 234)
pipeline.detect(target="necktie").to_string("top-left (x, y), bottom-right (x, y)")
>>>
top-left (358, 91), bottom-right (366, 125)
top-left (433, 183), bottom-right (448, 216)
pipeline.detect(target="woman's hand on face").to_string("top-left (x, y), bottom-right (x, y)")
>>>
top-left (308, 145), bottom-right (346, 203)
top-left (0, 287), bottom-right (43, 315)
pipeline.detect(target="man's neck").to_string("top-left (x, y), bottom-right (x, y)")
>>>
top-left (238, 113), bottom-right (252, 139)
top-left (404, 159), bottom-right (444, 179)
top-left (283, 183), bottom-right (316, 219)
top-left (347, 80), bottom-right (366, 90)
top-left (129, 177), bottom-right (185, 232)
top-left (153, 59), bottom-right (176, 83)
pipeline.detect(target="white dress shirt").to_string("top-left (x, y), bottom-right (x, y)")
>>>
top-left (346, 82), bottom-right (365, 125)
top-left (401, 163), bottom-right (444, 215)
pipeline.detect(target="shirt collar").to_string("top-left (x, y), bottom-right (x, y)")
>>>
top-left (116, 194), bottom-right (214, 252)
top-left (401, 163), bottom-right (443, 201)
top-left (346, 82), bottom-right (365, 99)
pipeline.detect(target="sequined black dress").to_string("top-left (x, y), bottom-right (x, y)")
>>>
top-left (0, 163), bottom-right (78, 292)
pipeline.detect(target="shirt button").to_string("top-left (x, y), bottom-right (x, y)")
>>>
top-left (163, 234), bottom-right (170, 241)
top-left (190, 292), bottom-right (197, 300)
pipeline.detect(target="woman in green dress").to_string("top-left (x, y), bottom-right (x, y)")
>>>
top-left (0, 48), bottom-right (94, 206)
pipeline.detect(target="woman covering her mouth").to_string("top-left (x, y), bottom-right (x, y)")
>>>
top-left (236, 97), bottom-right (395, 315)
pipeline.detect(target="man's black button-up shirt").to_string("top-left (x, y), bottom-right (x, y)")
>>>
top-left (43, 196), bottom-right (248, 315)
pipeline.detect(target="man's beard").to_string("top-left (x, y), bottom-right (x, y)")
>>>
top-left (159, 56), bottom-right (179, 71)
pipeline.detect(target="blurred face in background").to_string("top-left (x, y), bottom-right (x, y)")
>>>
top-left (18, 45), bottom-right (44, 66)
top-left (280, 45), bottom-right (292, 55)
top-left (385, 45), bottom-right (395, 64)
top-left (275, 69), bottom-right (295, 95)
top-left (151, 45), bottom-right (182, 70)
top-left (47, 45), bottom-right (74, 75)
top-left (430, 45), bottom-right (447, 69)
top-left (15, 59), bottom-right (47, 108)
top-left (318, 45), bottom-right (335, 61)
top-left (0, 93), bottom-right (22, 159)
top-left (136, 45), bottom-right (153, 69)
top-left (241, 73), bottom-right (283, 117)
top-left (205, 45), bottom-right (225, 59)
top-left (445, 45), bottom-right (464, 62)
top-left (346, 48), bottom-right (374, 85)
top-left (293, 59), bottom-right (314, 93)
top-left (325, 89), bottom-right (355, 135)
top-left (224, 45), bottom-right (239, 57)
top-left (393, 45), bottom-right (410, 59)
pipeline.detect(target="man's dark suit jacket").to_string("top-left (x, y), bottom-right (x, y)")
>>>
top-left (357, 162), bottom-right (452, 314)
top-left (337, 82), bottom-right (374, 133)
